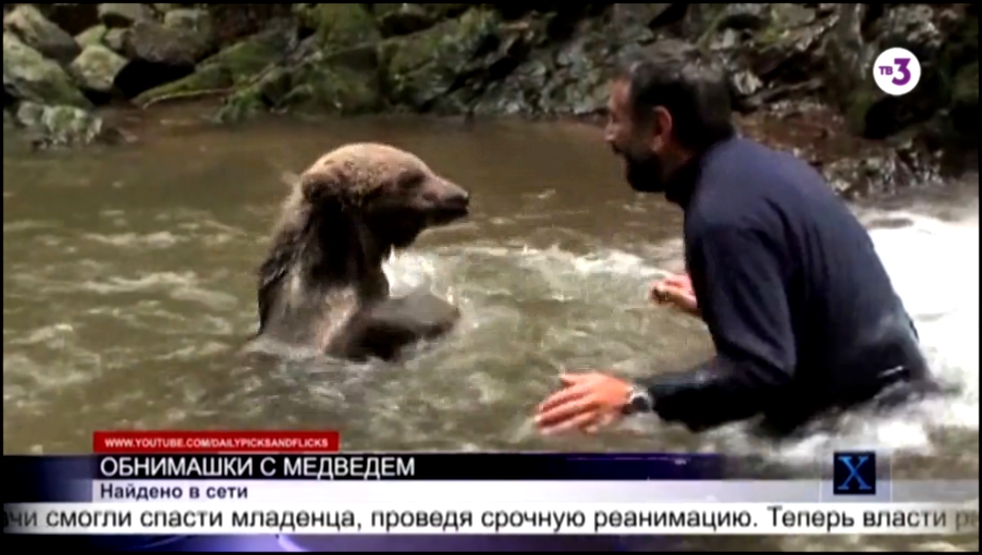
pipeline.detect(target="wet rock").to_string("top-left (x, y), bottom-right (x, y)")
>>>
top-left (260, 14), bottom-right (386, 117)
top-left (68, 44), bottom-right (127, 98)
top-left (114, 20), bottom-right (213, 98)
top-left (106, 1), bottom-right (966, 194)
top-left (275, 46), bottom-right (382, 115)
top-left (472, 15), bottom-right (621, 118)
top-left (37, 4), bottom-right (101, 36)
top-left (820, 4), bottom-right (878, 135)
top-left (205, 4), bottom-right (294, 46)
top-left (152, 4), bottom-right (180, 16)
top-left (103, 27), bottom-right (127, 53)
top-left (215, 34), bottom-right (382, 123)
top-left (3, 4), bottom-right (81, 65)
top-left (12, 100), bottom-right (124, 148)
top-left (372, 4), bottom-right (469, 38)
top-left (75, 25), bottom-right (108, 49)
top-left (768, 4), bottom-right (816, 30)
top-left (3, 32), bottom-right (91, 108)
top-left (374, 4), bottom-right (433, 37)
top-left (735, 104), bottom-right (938, 200)
top-left (717, 4), bottom-right (771, 32)
top-left (123, 19), bottom-right (211, 66)
top-left (611, 4), bottom-right (675, 29)
top-left (728, 5), bottom-right (831, 109)
top-left (380, 8), bottom-right (502, 112)
top-left (163, 8), bottom-right (214, 49)
top-left (295, 3), bottom-right (380, 50)
top-left (134, 27), bottom-right (290, 107)
top-left (678, 4), bottom-right (728, 40)
top-left (98, 3), bottom-right (154, 29)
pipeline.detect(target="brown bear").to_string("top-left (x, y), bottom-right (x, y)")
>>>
top-left (247, 143), bottom-right (470, 362)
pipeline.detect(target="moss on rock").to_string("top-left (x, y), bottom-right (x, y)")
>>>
top-left (3, 32), bottom-right (92, 108)
top-left (215, 44), bottom-right (383, 123)
top-left (278, 58), bottom-right (381, 115)
top-left (214, 84), bottom-right (267, 124)
top-left (381, 8), bottom-right (500, 110)
top-left (134, 29), bottom-right (290, 105)
top-left (371, 4), bottom-right (470, 37)
top-left (75, 25), bottom-right (108, 49)
top-left (295, 4), bottom-right (380, 51)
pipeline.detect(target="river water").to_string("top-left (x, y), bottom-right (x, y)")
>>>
top-left (3, 109), bottom-right (978, 551)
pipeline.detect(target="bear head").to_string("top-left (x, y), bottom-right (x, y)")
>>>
top-left (256, 143), bottom-right (470, 336)
top-left (299, 142), bottom-right (470, 252)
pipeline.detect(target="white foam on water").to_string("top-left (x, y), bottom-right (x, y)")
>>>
top-left (380, 204), bottom-right (978, 461)
top-left (705, 208), bottom-right (980, 459)
top-left (870, 212), bottom-right (979, 429)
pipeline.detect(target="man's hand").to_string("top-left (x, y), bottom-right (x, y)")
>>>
top-left (534, 373), bottom-right (633, 435)
top-left (649, 273), bottom-right (699, 316)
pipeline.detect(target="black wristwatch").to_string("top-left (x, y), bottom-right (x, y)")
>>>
top-left (622, 385), bottom-right (655, 415)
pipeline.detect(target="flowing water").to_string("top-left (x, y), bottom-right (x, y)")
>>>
top-left (3, 108), bottom-right (978, 551)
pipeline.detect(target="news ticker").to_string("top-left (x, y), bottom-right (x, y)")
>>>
top-left (86, 478), bottom-right (979, 505)
top-left (6, 453), bottom-right (978, 506)
top-left (0, 450), bottom-right (915, 481)
top-left (4, 501), bottom-right (979, 536)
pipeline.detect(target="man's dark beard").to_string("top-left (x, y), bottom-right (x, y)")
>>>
top-left (623, 150), bottom-right (666, 194)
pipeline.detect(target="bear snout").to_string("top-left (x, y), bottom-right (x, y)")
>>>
top-left (440, 185), bottom-right (470, 211)
top-left (423, 178), bottom-right (470, 223)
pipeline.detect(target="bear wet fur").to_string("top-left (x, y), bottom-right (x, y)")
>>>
top-left (248, 143), bottom-right (470, 362)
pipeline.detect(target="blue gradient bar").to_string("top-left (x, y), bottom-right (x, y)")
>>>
top-left (83, 453), bottom-right (723, 480)
top-left (6, 456), bottom-right (94, 502)
top-left (5, 453), bottom-right (723, 481)
top-left (4, 535), bottom-right (290, 551)
top-left (4, 454), bottom-right (720, 551)
top-left (4, 533), bottom-right (674, 551)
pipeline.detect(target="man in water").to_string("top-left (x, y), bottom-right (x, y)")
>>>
top-left (534, 41), bottom-right (935, 437)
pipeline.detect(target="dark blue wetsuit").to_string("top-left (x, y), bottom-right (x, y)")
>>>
top-left (641, 137), bottom-right (933, 435)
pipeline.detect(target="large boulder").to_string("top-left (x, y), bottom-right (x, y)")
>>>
top-left (103, 27), bottom-right (127, 53)
top-left (124, 20), bottom-right (213, 66)
top-left (295, 3), bottom-right (381, 50)
top-left (97, 3), bottom-right (154, 29)
top-left (134, 26), bottom-right (290, 106)
top-left (69, 44), bottom-right (127, 98)
top-left (471, 15), bottom-right (620, 117)
top-left (371, 4), bottom-right (470, 38)
top-left (3, 4), bottom-right (81, 65)
top-left (215, 36), bottom-right (382, 123)
top-left (75, 25), bottom-right (108, 48)
top-left (204, 4), bottom-right (294, 46)
top-left (380, 8), bottom-right (503, 112)
top-left (3, 32), bottom-right (91, 108)
top-left (38, 3), bottom-right (101, 36)
top-left (214, 5), bottom-right (385, 123)
top-left (113, 19), bottom-right (214, 98)
top-left (162, 7), bottom-right (214, 48)
top-left (12, 100), bottom-right (123, 148)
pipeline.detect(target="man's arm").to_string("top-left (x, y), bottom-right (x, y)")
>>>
top-left (639, 226), bottom-right (797, 432)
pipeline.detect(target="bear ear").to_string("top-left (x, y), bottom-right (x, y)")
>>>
top-left (299, 164), bottom-right (350, 207)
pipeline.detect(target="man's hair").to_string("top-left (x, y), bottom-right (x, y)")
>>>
top-left (613, 40), bottom-right (736, 152)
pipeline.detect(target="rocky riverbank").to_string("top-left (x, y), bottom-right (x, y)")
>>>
top-left (3, 3), bottom-right (978, 198)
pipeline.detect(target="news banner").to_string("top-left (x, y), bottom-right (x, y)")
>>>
top-left (3, 431), bottom-right (978, 541)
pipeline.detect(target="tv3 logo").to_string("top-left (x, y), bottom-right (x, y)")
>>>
top-left (873, 47), bottom-right (921, 96)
